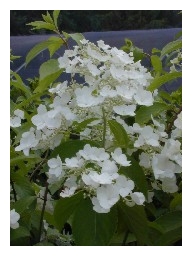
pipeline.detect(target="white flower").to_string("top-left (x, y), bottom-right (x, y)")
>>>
top-left (49, 81), bottom-right (68, 96)
top-left (115, 175), bottom-right (134, 197)
top-left (152, 154), bottom-right (176, 179)
top-left (134, 126), bottom-right (159, 147)
top-left (134, 88), bottom-right (153, 106)
top-left (113, 105), bottom-right (136, 116)
top-left (32, 105), bottom-right (61, 130)
top-left (96, 184), bottom-right (120, 210)
top-left (10, 109), bottom-right (24, 127)
top-left (147, 191), bottom-right (154, 203)
top-left (78, 144), bottom-right (109, 162)
top-left (139, 152), bottom-right (151, 168)
top-left (82, 172), bottom-right (99, 188)
top-left (100, 86), bottom-right (117, 98)
top-left (161, 176), bottom-right (178, 193)
top-left (15, 127), bottom-right (39, 156)
top-left (100, 160), bottom-right (118, 174)
top-left (60, 187), bottom-right (76, 198)
top-left (75, 87), bottom-right (104, 107)
top-left (130, 192), bottom-right (145, 205)
top-left (111, 148), bottom-right (131, 166)
top-left (65, 157), bottom-right (84, 168)
top-left (91, 197), bottom-right (110, 213)
top-left (10, 209), bottom-right (20, 229)
top-left (48, 156), bottom-right (63, 178)
top-left (86, 171), bottom-right (118, 185)
top-left (174, 112), bottom-right (182, 129)
top-left (97, 40), bottom-right (110, 50)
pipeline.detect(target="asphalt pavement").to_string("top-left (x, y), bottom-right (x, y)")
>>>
top-left (10, 28), bottom-right (181, 91)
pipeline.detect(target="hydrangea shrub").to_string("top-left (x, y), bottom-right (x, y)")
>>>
top-left (10, 11), bottom-right (182, 246)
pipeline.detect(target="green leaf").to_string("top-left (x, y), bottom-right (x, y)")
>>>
top-left (118, 201), bottom-right (149, 245)
top-left (34, 241), bottom-right (54, 246)
top-left (153, 227), bottom-right (182, 246)
top-left (119, 156), bottom-right (148, 198)
top-left (47, 37), bottom-right (63, 57)
top-left (11, 172), bottom-right (35, 197)
top-left (161, 40), bottom-right (182, 58)
top-left (42, 11), bottom-right (53, 24)
top-left (154, 211), bottom-right (182, 233)
top-left (69, 33), bottom-right (85, 46)
top-left (50, 140), bottom-right (98, 160)
top-left (147, 72), bottom-right (182, 92)
top-left (26, 40), bottom-right (52, 65)
top-left (152, 48), bottom-right (161, 54)
top-left (170, 193), bottom-right (182, 210)
top-left (108, 120), bottom-right (129, 148)
top-left (27, 21), bottom-right (55, 31)
top-left (54, 191), bottom-right (84, 231)
top-left (72, 198), bottom-right (118, 246)
top-left (48, 177), bottom-right (65, 195)
top-left (73, 118), bottom-right (99, 132)
top-left (39, 59), bottom-right (59, 81)
top-left (12, 196), bottom-right (37, 214)
top-left (158, 91), bottom-right (172, 102)
top-left (151, 55), bottom-right (162, 73)
top-left (34, 59), bottom-right (63, 93)
top-left (10, 154), bottom-right (41, 166)
top-left (10, 226), bottom-right (30, 241)
top-left (10, 71), bottom-right (32, 97)
top-left (53, 10), bottom-right (60, 28)
top-left (135, 102), bottom-right (169, 124)
top-left (132, 46), bottom-right (144, 62)
top-left (26, 36), bottom-right (64, 65)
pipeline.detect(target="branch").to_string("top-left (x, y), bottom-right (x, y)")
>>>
top-left (38, 183), bottom-right (49, 242)
top-left (10, 179), bottom-right (17, 202)
top-left (166, 106), bottom-right (182, 135)
top-left (30, 150), bottom-right (49, 182)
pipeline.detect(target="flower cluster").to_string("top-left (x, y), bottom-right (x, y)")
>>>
top-left (47, 144), bottom-right (145, 213)
top-left (15, 40), bottom-right (153, 156)
top-left (14, 39), bottom-right (182, 213)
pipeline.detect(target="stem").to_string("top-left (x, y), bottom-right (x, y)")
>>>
top-left (38, 183), bottom-right (49, 242)
top-left (10, 179), bottom-right (17, 202)
top-left (166, 106), bottom-right (182, 135)
top-left (122, 231), bottom-right (129, 246)
top-left (30, 150), bottom-right (49, 182)
top-left (102, 107), bottom-right (107, 148)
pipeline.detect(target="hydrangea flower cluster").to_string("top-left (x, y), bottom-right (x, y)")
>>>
top-left (14, 39), bottom-right (182, 213)
top-left (48, 144), bottom-right (145, 213)
top-left (15, 40), bottom-right (153, 155)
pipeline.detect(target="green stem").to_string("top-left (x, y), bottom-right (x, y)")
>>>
top-left (122, 231), bottom-right (129, 246)
top-left (11, 179), bottom-right (17, 202)
top-left (38, 183), bottom-right (49, 242)
top-left (102, 107), bottom-right (107, 148)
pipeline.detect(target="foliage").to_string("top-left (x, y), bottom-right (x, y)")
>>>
top-left (10, 10), bottom-right (182, 36)
top-left (10, 11), bottom-right (182, 246)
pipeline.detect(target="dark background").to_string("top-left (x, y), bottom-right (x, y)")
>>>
top-left (10, 10), bottom-right (182, 36)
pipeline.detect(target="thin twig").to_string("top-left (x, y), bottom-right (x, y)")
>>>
top-left (10, 179), bottom-right (17, 202)
top-left (166, 106), bottom-right (182, 135)
top-left (30, 150), bottom-right (49, 182)
top-left (38, 183), bottom-right (49, 242)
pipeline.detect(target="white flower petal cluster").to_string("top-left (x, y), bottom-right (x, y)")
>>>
top-left (10, 109), bottom-right (24, 127)
top-left (47, 144), bottom-right (139, 213)
top-left (15, 40), bottom-right (154, 156)
top-left (10, 209), bottom-right (20, 229)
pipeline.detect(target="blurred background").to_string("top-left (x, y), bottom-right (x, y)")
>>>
top-left (10, 10), bottom-right (182, 36)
